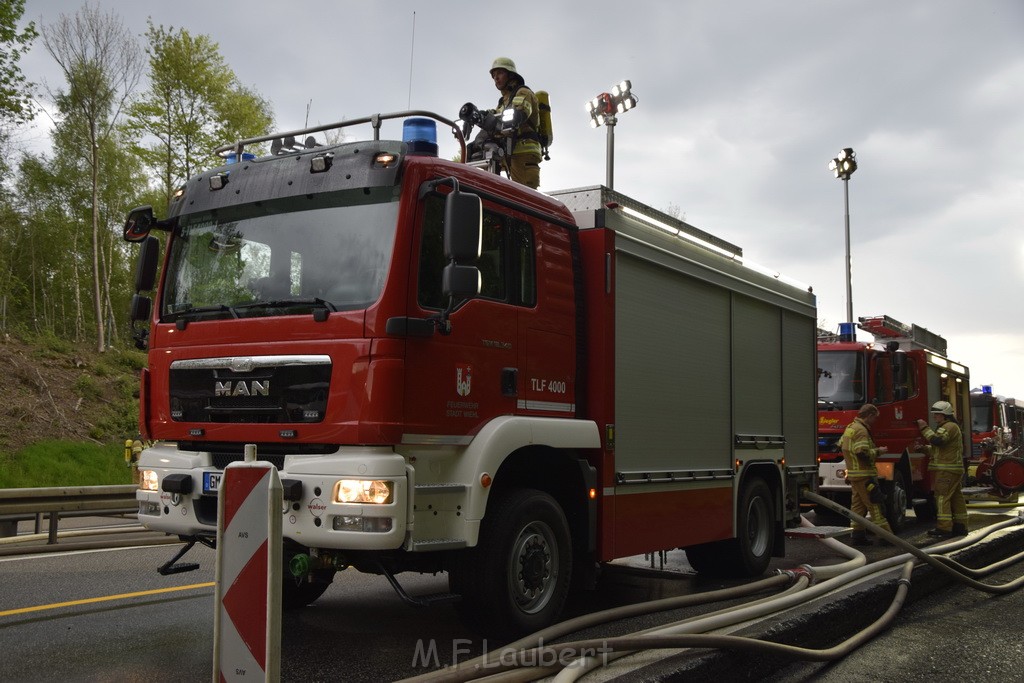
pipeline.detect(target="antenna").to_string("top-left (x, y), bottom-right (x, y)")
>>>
top-left (304, 99), bottom-right (312, 128)
top-left (407, 11), bottom-right (416, 108)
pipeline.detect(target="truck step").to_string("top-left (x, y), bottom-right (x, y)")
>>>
top-left (373, 556), bottom-right (462, 607)
top-left (786, 525), bottom-right (851, 539)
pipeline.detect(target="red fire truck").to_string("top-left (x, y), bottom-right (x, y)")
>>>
top-left (816, 315), bottom-right (970, 529)
top-left (123, 111), bottom-right (818, 639)
top-left (968, 385), bottom-right (1024, 493)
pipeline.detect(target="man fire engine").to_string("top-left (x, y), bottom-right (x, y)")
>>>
top-left (816, 315), bottom-right (970, 530)
top-left (123, 111), bottom-right (817, 639)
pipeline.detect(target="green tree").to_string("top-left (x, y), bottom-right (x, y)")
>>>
top-left (13, 116), bottom-right (144, 341)
top-left (0, 0), bottom-right (37, 178)
top-left (42, 3), bottom-right (143, 352)
top-left (129, 22), bottom-right (274, 210)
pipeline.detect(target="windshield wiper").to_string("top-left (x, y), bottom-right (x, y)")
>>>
top-left (170, 304), bottom-right (240, 321)
top-left (235, 297), bottom-right (338, 312)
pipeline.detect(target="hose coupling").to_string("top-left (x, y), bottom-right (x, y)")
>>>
top-left (777, 564), bottom-right (815, 584)
top-left (895, 577), bottom-right (912, 588)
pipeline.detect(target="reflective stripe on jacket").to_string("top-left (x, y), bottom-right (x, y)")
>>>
top-left (840, 417), bottom-right (882, 478)
top-left (494, 86), bottom-right (541, 156)
top-left (921, 419), bottom-right (963, 472)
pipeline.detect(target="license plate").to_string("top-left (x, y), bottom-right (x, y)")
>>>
top-left (203, 471), bottom-right (222, 493)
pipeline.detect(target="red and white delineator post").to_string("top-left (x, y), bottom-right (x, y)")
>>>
top-left (212, 444), bottom-right (283, 682)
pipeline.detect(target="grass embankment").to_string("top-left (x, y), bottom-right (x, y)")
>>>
top-left (0, 440), bottom-right (135, 488)
top-left (1, 332), bottom-right (146, 487)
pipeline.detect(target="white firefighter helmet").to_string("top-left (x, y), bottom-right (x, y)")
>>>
top-left (490, 57), bottom-right (519, 77)
top-left (931, 400), bottom-right (955, 416)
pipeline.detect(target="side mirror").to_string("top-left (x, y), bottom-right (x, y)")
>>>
top-left (443, 264), bottom-right (481, 299)
top-left (443, 188), bottom-right (482, 262)
top-left (130, 293), bottom-right (152, 323)
top-left (124, 206), bottom-right (155, 242)
top-left (135, 236), bottom-right (160, 293)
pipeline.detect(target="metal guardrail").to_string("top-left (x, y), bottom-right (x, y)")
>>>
top-left (0, 485), bottom-right (139, 543)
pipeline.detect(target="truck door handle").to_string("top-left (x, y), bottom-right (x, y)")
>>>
top-left (501, 368), bottom-right (518, 398)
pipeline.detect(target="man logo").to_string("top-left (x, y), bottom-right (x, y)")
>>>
top-left (456, 365), bottom-right (472, 397)
top-left (215, 380), bottom-right (270, 397)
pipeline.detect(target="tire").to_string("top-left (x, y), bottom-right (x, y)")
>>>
top-left (685, 477), bottom-right (775, 578)
top-left (883, 471), bottom-right (909, 533)
top-left (450, 489), bottom-right (572, 641)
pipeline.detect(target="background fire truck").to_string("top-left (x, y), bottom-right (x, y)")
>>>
top-left (967, 385), bottom-right (1024, 495)
top-left (815, 315), bottom-right (970, 529)
top-left (123, 111), bottom-right (818, 639)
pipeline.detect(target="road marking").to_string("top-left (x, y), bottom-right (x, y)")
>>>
top-left (0, 582), bottom-right (215, 617)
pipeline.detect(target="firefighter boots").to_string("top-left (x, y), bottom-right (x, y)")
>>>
top-left (927, 527), bottom-right (955, 538)
top-left (952, 523), bottom-right (968, 536)
top-left (850, 531), bottom-right (873, 546)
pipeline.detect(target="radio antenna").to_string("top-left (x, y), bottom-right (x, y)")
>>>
top-left (407, 11), bottom-right (416, 108)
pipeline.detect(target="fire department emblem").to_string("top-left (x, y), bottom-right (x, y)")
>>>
top-left (456, 364), bottom-right (472, 397)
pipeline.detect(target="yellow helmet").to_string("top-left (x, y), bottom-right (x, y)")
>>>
top-left (490, 57), bottom-right (519, 77)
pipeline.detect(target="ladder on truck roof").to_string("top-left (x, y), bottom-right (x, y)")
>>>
top-left (858, 314), bottom-right (947, 356)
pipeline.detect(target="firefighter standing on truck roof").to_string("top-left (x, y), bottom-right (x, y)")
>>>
top-left (486, 57), bottom-right (542, 189)
top-left (917, 401), bottom-right (968, 538)
top-left (840, 403), bottom-right (893, 546)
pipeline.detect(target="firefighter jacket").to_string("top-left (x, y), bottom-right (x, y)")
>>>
top-left (492, 85), bottom-right (542, 157)
top-left (840, 417), bottom-right (883, 479)
top-left (920, 419), bottom-right (964, 472)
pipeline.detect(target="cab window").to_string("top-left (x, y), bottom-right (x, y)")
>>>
top-left (417, 194), bottom-right (535, 310)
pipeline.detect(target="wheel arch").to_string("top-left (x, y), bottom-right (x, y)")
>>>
top-left (452, 415), bottom-right (599, 548)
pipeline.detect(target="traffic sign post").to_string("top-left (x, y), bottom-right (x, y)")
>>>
top-left (212, 445), bottom-right (282, 682)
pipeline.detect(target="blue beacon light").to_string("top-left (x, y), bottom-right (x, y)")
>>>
top-left (402, 118), bottom-right (438, 156)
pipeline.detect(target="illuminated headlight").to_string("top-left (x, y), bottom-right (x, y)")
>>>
top-left (374, 152), bottom-right (398, 168)
top-left (837, 469), bottom-right (847, 479)
top-left (332, 516), bottom-right (393, 533)
top-left (140, 469), bottom-right (159, 492)
top-left (333, 479), bottom-right (394, 505)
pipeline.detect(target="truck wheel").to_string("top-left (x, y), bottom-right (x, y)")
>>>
top-left (450, 489), bottom-right (572, 641)
top-left (883, 472), bottom-right (908, 532)
top-left (686, 477), bottom-right (775, 578)
top-left (281, 570), bottom-right (335, 609)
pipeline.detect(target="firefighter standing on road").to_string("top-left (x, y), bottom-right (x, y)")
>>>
top-left (840, 403), bottom-right (893, 545)
top-left (485, 57), bottom-right (542, 189)
top-left (917, 401), bottom-right (968, 537)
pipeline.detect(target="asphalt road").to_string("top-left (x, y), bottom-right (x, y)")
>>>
top-left (1, 507), bottom-right (1022, 682)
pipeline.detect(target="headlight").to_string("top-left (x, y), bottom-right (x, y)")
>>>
top-left (333, 479), bottom-right (393, 505)
top-left (140, 469), bottom-right (158, 492)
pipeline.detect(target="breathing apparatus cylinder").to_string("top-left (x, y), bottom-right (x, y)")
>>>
top-left (535, 90), bottom-right (553, 160)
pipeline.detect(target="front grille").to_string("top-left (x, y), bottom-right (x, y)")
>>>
top-left (169, 357), bottom-right (331, 424)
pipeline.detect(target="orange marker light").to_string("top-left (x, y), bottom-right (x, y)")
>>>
top-left (480, 473), bottom-right (492, 488)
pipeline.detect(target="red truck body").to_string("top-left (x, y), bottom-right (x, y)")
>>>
top-left (125, 112), bottom-right (818, 637)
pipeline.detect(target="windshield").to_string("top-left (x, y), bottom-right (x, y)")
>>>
top-left (971, 398), bottom-right (994, 433)
top-left (817, 351), bottom-right (865, 408)
top-left (162, 192), bottom-right (399, 321)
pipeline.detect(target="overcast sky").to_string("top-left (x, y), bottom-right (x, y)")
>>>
top-left (16, 0), bottom-right (1024, 403)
